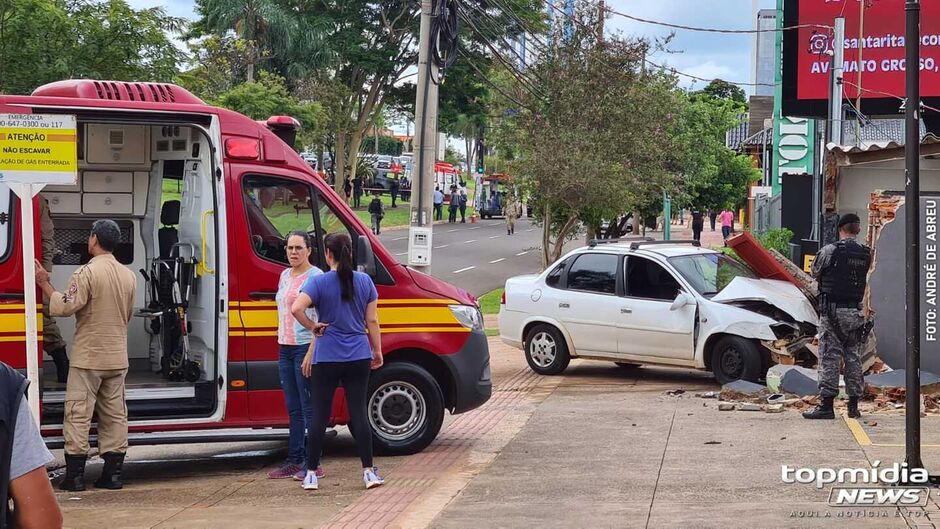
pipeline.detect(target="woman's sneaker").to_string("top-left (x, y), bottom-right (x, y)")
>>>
top-left (293, 465), bottom-right (325, 481)
top-left (363, 467), bottom-right (385, 489)
top-left (267, 462), bottom-right (302, 480)
top-left (302, 471), bottom-right (319, 490)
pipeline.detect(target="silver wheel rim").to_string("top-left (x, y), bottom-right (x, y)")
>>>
top-left (369, 381), bottom-right (426, 442)
top-left (529, 332), bottom-right (557, 367)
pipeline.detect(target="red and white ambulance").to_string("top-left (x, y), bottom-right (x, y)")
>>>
top-left (0, 80), bottom-right (491, 454)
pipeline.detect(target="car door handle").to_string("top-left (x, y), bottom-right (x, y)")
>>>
top-left (559, 303), bottom-right (570, 309)
top-left (249, 291), bottom-right (277, 300)
top-left (621, 308), bottom-right (632, 314)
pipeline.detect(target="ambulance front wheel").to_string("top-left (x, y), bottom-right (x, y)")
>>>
top-left (366, 363), bottom-right (445, 456)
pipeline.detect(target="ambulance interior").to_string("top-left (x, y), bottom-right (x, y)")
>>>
top-left (41, 120), bottom-right (222, 424)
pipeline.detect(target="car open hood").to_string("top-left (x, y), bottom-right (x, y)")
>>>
top-left (712, 277), bottom-right (818, 325)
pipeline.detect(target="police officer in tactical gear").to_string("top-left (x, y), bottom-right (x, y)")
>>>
top-left (804, 213), bottom-right (872, 420)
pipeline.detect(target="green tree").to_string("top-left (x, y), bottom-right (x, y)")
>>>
top-left (176, 35), bottom-right (255, 102)
top-left (0, 0), bottom-right (186, 95)
top-left (699, 78), bottom-right (747, 104)
top-left (214, 72), bottom-right (325, 150)
top-left (499, 4), bottom-right (683, 266)
top-left (674, 93), bottom-right (760, 212)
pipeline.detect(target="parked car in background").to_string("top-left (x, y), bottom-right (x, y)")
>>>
top-left (498, 240), bottom-right (818, 383)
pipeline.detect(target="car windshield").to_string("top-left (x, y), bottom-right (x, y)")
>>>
top-left (668, 253), bottom-right (757, 298)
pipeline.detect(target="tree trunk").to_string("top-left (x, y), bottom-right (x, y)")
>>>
top-left (346, 131), bottom-right (365, 191)
top-left (632, 210), bottom-right (641, 234)
top-left (334, 129), bottom-right (347, 196)
top-left (541, 201), bottom-right (553, 269)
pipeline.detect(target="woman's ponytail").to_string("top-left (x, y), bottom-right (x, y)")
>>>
top-left (325, 233), bottom-right (355, 301)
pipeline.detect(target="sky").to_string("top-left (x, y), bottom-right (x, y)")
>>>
top-left (604, 0), bottom-right (777, 94)
top-left (133, 0), bottom-right (777, 94)
top-left (130, 0), bottom-right (778, 143)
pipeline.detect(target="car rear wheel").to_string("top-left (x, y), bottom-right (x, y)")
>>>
top-left (367, 363), bottom-right (444, 455)
top-left (711, 336), bottom-right (763, 384)
top-left (524, 325), bottom-right (570, 375)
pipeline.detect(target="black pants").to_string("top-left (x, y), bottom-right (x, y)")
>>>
top-left (307, 359), bottom-right (373, 469)
top-left (434, 204), bottom-right (443, 220)
top-left (459, 204), bottom-right (466, 222)
top-left (354, 193), bottom-right (362, 208)
top-left (391, 192), bottom-right (398, 207)
top-left (449, 207), bottom-right (457, 223)
top-left (692, 222), bottom-right (703, 242)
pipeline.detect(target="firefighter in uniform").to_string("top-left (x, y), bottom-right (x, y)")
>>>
top-left (803, 213), bottom-right (871, 420)
top-left (34, 219), bottom-right (136, 491)
top-left (38, 195), bottom-right (70, 383)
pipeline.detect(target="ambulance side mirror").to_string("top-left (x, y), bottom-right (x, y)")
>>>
top-left (357, 236), bottom-right (376, 277)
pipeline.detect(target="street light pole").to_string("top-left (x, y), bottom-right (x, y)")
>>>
top-left (904, 0), bottom-right (923, 471)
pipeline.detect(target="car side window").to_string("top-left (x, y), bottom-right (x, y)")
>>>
top-left (625, 256), bottom-right (681, 301)
top-left (242, 175), bottom-right (316, 265)
top-left (545, 259), bottom-right (567, 288)
top-left (566, 253), bottom-right (618, 294)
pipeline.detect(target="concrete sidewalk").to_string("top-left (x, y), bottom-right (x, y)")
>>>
top-left (429, 361), bottom-right (931, 529)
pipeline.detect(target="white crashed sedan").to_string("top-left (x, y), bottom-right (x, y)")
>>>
top-left (498, 240), bottom-right (819, 383)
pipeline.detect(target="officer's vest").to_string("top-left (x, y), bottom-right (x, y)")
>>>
top-left (0, 363), bottom-right (28, 529)
top-left (819, 239), bottom-right (872, 304)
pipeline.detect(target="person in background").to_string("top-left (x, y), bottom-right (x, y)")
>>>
top-left (38, 195), bottom-right (69, 383)
top-left (691, 208), bottom-right (704, 243)
top-left (433, 187), bottom-right (444, 221)
top-left (708, 209), bottom-right (718, 232)
top-left (390, 177), bottom-right (400, 208)
top-left (268, 231), bottom-right (325, 481)
top-left (719, 208), bottom-right (735, 243)
top-left (35, 220), bottom-right (136, 491)
top-left (448, 186), bottom-right (459, 223)
top-left (368, 193), bottom-right (385, 235)
top-left (505, 193), bottom-right (519, 236)
top-left (292, 233), bottom-right (385, 492)
top-left (458, 187), bottom-right (468, 223)
top-left (1, 361), bottom-right (63, 529)
top-left (343, 178), bottom-right (353, 205)
top-left (352, 176), bottom-right (364, 209)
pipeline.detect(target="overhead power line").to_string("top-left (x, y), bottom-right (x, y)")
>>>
top-left (605, 7), bottom-right (832, 34)
top-left (542, 1), bottom-right (778, 89)
top-left (842, 79), bottom-right (940, 115)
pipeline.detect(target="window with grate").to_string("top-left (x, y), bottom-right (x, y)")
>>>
top-left (54, 220), bottom-right (134, 265)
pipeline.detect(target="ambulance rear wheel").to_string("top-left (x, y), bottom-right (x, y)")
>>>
top-left (367, 363), bottom-right (444, 456)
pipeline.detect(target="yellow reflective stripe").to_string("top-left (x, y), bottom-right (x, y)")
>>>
top-left (0, 313), bottom-right (44, 333)
top-left (379, 307), bottom-right (459, 325)
top-left (231, 328), bottom-right (470, 337)
top-left (239, 310), bottom-right (278, 329)
top-left (377, 299), bottom-right (457, 306)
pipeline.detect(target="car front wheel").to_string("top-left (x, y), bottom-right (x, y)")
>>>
top-left (366, 363), bottom-right (445, 455)
top-left (711, 336), bottom-right (764, 384)
top-left (524, 325), bottom-right (570, 375)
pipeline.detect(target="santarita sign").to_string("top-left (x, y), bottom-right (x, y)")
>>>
top-left (0, 113), bottom-right (78, 185)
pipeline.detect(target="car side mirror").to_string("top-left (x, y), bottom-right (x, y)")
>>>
top-left (356, 235), bottom-right (376, 277)
top-left (670, 291), bottom-right (695, 311)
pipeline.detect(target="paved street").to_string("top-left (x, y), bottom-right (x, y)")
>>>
top-left (378, 217), bottom-right (546, 296)
top-left (54, 338), bottom-right (940, 529)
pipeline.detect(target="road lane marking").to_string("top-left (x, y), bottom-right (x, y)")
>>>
top-left (453, 266), bottom-right (476, 274)
top-left (464, 240), bottom-right (477, 244)
top-left (434, 244), bottom-right (449, 249)
top-left (393, 237), bottom-right (407, 241)
top-left (395, 252), bottom-right (407, 256)
top-left (489, 258), bottom-right (505, 264)
top-left (516, 251), bottom-right (528, 256)
top-left (467, 226), bottom-right (480, 230)
top-left (448, 229), bottom-right (459, 232)
top-left (489, 235), bottom-right (501, 239)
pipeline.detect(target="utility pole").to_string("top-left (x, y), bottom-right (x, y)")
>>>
top-left (904, 0), bottom-right (924, 473)
top-left (408, 0), bottom-right (440, 272)
top-left (816, 17), bottom-right (845, 243)
top-left (855, 0), bottom-right (866, 144)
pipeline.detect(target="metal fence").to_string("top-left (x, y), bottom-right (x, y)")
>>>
top-left (752, 193), bottom-right (782, 235)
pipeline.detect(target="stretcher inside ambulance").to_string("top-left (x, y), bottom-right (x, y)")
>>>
top-left (0, 80), bottom-right (491, 455)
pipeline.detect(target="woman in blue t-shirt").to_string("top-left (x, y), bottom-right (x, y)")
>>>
top-left (292, 233), bottom-right (385, 491)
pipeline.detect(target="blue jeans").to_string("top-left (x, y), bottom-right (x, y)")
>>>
top-left (279, 344), bottom-right (313, 464)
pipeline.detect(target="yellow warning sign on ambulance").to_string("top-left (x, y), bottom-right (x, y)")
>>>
top-left (0, 114), bottom-right (77, 185)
